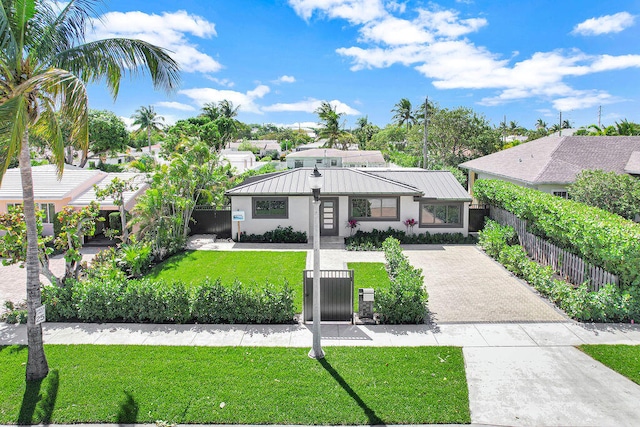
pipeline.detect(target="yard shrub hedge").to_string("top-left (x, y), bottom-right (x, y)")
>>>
top-left (42, 277), bottom-right (295, 324)
top-left (478, 219), bottom-right (640, 322)
top-left (240, 226), bottom-right (307, 243)
top-left (473, 179), bottom-right (640, 286)
top-left (346, 228), bottom-right (477, 251)
top-left (374, 237), bottom-right (428, 324)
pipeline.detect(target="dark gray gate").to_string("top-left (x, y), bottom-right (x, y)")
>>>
top-left (303, 270), bottom-right (354, 323)
top-left (189, 206), bottom-right (232, 238)
top-left (468, 204), bottom-right (490, 232)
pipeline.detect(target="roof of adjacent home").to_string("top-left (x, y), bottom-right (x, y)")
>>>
top-left (287, 148), bottom-right (385, 164)
top-left (460, 136), bottom-right (640, 185)
top-left (226, 167), bottom-right (471, 201)
top-left (0, 165), bottom-right (147, 209)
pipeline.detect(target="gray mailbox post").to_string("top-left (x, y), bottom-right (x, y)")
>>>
top-left (358, 288), bottom-right (374, 319)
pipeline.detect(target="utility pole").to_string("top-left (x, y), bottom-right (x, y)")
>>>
top-left (598, 105), bottom-right (602, 128)
top-left (559, 111), bottom-right (562, 137)
top-left (423, 97), bottom-right (429, 170)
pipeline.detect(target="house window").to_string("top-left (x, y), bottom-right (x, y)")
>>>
top-left (252, 197), bottom-right (288, 218)
top-left (420, 203), bottom-right (462, 227)
top-left (315, 159), bottom-right (323, 164)
top-left (350, 197), bottom-right (399, 220)
top-left (330, 159), bottom-right (338, 167)
top-left (294, 160), bottom-right (303, 168)
top-left (39, 203), bottom-right (56, 223)
top-left (552, 191), bottom-right (568, 199)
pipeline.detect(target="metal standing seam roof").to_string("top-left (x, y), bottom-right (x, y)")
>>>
top-left (367, 170), bottom-right (472, 201)
top-left (287, 148), bottom-right (386, 164)
top-left (226, 167), bottom-right (471, 200)
top-left (226, 168), bottom-right (422, 196)
top-left (0, 165), bottom-right (104, 200)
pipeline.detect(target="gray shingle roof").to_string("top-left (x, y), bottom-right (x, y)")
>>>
top-left (624, 151), bottom-right (640, 175)
top-left (460, 136), bottom-right (640, 184)
top-left (226, 167), bottom-right (470, 201)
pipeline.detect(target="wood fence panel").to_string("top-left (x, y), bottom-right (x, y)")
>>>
top-left (489, 206), bottom-right (618, 291)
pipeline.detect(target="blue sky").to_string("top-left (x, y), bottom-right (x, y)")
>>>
top-left (84, 0), bottom-right (640, 131)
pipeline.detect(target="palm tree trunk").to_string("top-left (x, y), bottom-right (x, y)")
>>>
top-left (147, 127), bottom-right (152, 152)
top-left (19, 132), bottom-right (49, 381)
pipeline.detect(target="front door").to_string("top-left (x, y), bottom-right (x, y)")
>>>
top-left (320, 198), bottom-right (339, 236)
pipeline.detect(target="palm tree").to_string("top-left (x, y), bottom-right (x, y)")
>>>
top-left (0, 0), bottom-right (180, 381)
top-left (218, 99), bottom-right (239, 119)
top-left (132, 105), bottom-right (165, 152)
top-left (535, 119), bottom-right (547, 131)
top-left (315, 101), bottom-right (346, 149)
top-left (391, 98), bottom-right (415, 130)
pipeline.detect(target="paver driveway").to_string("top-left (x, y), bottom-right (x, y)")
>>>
top-left (403, 245), bottom-right (567, 323)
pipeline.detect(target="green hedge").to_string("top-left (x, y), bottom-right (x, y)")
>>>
top-left (43, 277), bottom-right (295, 324)
top-left (479, 220), bottom-right (640, 322)
top-left (240, 226), bottom-right (307, 243)
top-left (374, 237), bottom-right (428, 324)
top-left (473, 179), bottom-right (640, 286)
top-left (346, 228), bottom-right (477, 251)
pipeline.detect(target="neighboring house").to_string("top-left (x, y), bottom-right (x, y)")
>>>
top-left (220, 150), bottom-right (262, 174)
top-left (460, 135), bottom-right (640, 198)
top-left (229, 140), bottom-right (282, 158)
top-left (286, 149), bottom-right (386, 169)
top-left (0, 165), bottom-right (148, 236)
top-left (226, 167), bottom-right (472, 239)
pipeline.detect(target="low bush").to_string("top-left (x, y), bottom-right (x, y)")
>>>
top-left (1, 301), bottom-right (27, 324)
top-left (346, 227), bottom-right (477, 251)
top-left (474, 179), bottom-right (640, 286)
top-left (374, 237), bottom-right (428, 324)
top-left (42, 276), bottom-right (295, 324)
top-left (240, 226), bottom-right (307, 243)
top-left (478, 219), bottom-right (640, 322)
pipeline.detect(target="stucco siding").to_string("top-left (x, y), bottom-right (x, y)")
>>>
top-left (231, 195), bottom-right (309, 236)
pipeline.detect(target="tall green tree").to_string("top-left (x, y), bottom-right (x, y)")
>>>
top-left (132, 105), bottom-right (165, 152)
top-left (85, 109), bottom-right (130, 165)
top-left (391, 98), bottom-right (415, 131)
top-left (315, 101), bottom-right (346, 149)
top-left (0, 0), bottom-right (180, 380)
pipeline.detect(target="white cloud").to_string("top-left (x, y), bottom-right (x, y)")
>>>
top-left (360, 16), bottom-right (433, 45)
top-left (385, 1), bottom-right (406, 14)
top-left (276, 75), bottom-right (297, 83)
top-left (415, 8), bottom-right (487, 39)
top-left (263, 98), bottom-right (360, 115)
top-left (89, 10), bottom-right (222, 73)
top-left (572, 12), bottom-right (636, 36)
top-left (178, 85), bottom-right (271, 114)
top-left (155, 101), bottom-right (196, 111)
top-left (288, 0), bottom-right (387, 24)
top-left (204, 76), bottom-right (235, 87)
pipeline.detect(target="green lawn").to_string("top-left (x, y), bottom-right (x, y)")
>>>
top-left (0, 345), bottom-right (470, 425)
top-left (147, 250), bottom-right (307, 311)
top-left (579, 344), bottom-right (640, 385)
top-left (348, 262), bottom-right (391, 311)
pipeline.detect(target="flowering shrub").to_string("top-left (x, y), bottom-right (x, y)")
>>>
top-left (346, 219), bottom-right (359, 235)
top-left (403, 218), bottom-right (417, 227)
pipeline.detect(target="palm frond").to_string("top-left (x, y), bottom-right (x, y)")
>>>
top-left (0, 0), bottom-right (18, 68)
top-left (56, 38), bottom-right (181, 98)
top-left (0, 93), bottom-right (27, 182)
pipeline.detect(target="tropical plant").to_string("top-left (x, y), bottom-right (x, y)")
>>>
top-left (391, 98), bottom-right (415, 131)
top-left (315, 101), bottom-right (347, 149)
top-left (569, 170), bottom-right (640, 220)
top-left (94, 176), bottom-right (139, 243)
top-left (85, 109), bottom-right (130, 165)
top-left (0, 0), bottom-right (179, 380)
top-left (132, 105), bottom-right (165, 151)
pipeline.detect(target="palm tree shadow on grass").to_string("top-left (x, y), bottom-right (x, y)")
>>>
top-left (116, 391), bottom-right (139, 424)
top-left (18, 369), bottom-right (59, 424)
top-left (318, 358), bottom-right (386, 426)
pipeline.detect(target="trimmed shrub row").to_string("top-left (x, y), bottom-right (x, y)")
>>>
top-left (473, 179), bottom-right (640, 286)
top-left (479, 220), bottom-right (640, 322)
top-left (374, 237), bottom-right (429, 324)
top-left (43, 277), bottom-right (295, 324)
top-left (240, 226), bottom-right (307, 243)
top-left (346, 228), bottom-right (477, 251)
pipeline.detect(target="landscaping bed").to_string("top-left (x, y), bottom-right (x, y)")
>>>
top-left (0, 345), bottom-right (470, 425)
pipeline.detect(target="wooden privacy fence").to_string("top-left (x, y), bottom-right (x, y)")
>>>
top-left (489, 206), bottom-right (619, 291)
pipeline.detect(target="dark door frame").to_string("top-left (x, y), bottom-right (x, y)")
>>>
top-left (320, 197), bottom-right (339, 236)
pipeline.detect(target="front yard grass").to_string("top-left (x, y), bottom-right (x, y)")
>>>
top-left (348, 262), bottom-right (391, 311)
top-left (147, 250), bottom-right (306, 311)
top-left (0, 345), bottom-right (470, 425)
top-left (579, 344), bottom-right (640, 385)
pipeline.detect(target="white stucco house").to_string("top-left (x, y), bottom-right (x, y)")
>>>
top-left (286, 148), bottom-right (386, 169)
top-left (226, 167), bottom-right (472, 239)
top-left (0, 165), bottom-right (147, 236)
